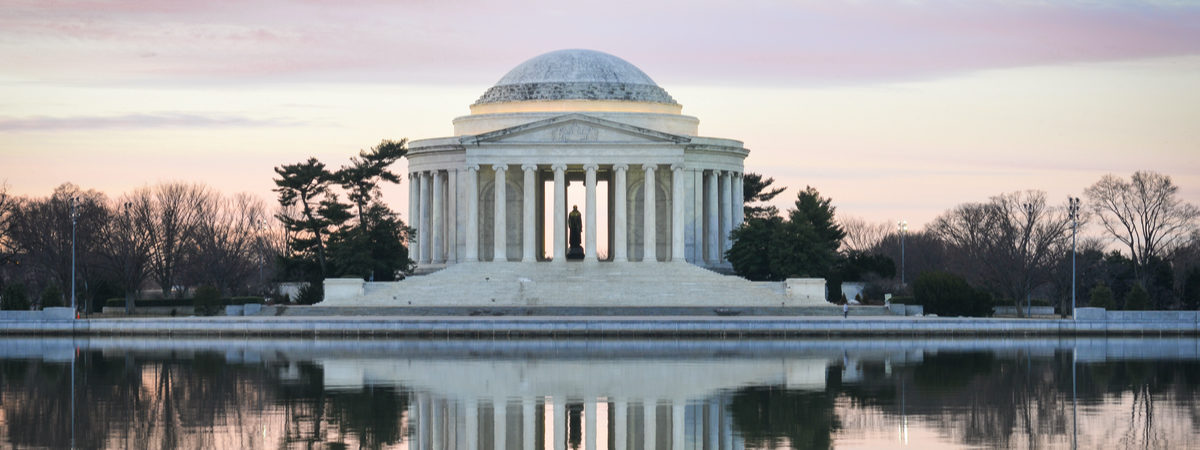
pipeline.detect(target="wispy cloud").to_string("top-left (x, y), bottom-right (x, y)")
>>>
top-left (0, 113), bottom-right (304, 131)
top-left (2, 0), bottom-right (1198, 86)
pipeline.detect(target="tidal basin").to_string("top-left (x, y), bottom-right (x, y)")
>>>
top-left (2, 337), bottom-right (1198, 449)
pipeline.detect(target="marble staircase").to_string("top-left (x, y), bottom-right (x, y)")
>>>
top-left (318, 262), bottom-right (832, 308)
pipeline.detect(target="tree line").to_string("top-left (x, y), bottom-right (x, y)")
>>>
top-left (730, 170), bottom-right (1200, 316)
top-left (0, 139), bottom-right (414, 311)
top-left (0, 182), bottom-right (280, 313)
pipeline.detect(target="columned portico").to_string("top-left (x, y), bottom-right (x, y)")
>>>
top-left (405, 49), bottom-right (746, 272)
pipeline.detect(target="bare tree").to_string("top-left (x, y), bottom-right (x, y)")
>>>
top-left (1085, 171), bottom-right (1200, 279)
top-left (146, 183), bottom-right (211, 298)
top-left (840, 216), bottom-right (893, 253)
top-left (931, 191), bottom-right (1073, 317)
top-left (190, 193), bottom-right (268, 295)
top-left (100, 191), bottom-right (155, 313)
top-left (0, 181), bottom-right (14, 268)
top-left (5, 184), bottom-right (109, 310)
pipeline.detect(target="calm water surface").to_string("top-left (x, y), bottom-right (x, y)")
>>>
top-left (1, 337), bottom-right (1198, 449)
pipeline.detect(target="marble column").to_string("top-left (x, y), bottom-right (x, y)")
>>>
top-left (552, 164), bottom-right (567, 263)
top-left (612, 164), bottom-right (629, 262)
top-left (614, 398), bottom-right (628, 450)
top-left (419, 171), bottom-right (432, 265)
top-left (644, 401), bottom-right (657, 450)
top-left (409, 172), bottom-right (419, 263)
top-left (586, 399), bottom-right (597, 450)
top-left (705, 170), bottom-right (719, 265)
top-left (493, 165), bottom-right (508, 261)
top-left (643, 164), bottom-right (657, 262)
top-left (733, 172), bottom-right (744, 227)
top-left (584, 163), bottom-right (598, 262)
top-left (447, 169), bottom-right (458, 263)
top-left (522, 164), bottom-right (537, 262)
top-left (493, 398), bottom-right (506, 450)
top-left (465, 399), bottom-right (479, 450)
top-left (431, 399), bottom-right (443, 450)
top-left (721, 170), bottom-right (733, 260)
top-left (465, 165), bottom-right (479, 262)
top-left (672, 401), bottom-right (685, 450)
top-left (554, 399), bottom-right (566, 450)
top-left (707, 399), bottom-right (719, 450)
top-left (671, 164), bottom-right (685, 262)
top-left (523, 398), bottom-right (536, 450)
top-left (432, 170), bottom-right (445, 264)
top-left (692, 169), bottom-right (704, 264)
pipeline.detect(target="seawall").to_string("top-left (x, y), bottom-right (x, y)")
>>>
top-left (1, 315), bottom-right (1197, 337)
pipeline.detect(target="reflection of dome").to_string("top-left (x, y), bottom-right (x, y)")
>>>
top-left (473, 49), bottom-right (678, 106)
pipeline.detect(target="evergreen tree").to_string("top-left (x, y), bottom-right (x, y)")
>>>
top-left (273, 158), bottom-right (342, 279)
top-left (1089, 283), bottom-right (1114, 309)
top-left (728, 186), bottom-right (845, 281)
top-left (742, 172), bottom-right (786, 219)
top-left (1124, 283), bottom-right (1151, 310)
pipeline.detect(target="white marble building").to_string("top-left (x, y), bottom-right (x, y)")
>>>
top-left (406, 49), bottom-right (746, 269)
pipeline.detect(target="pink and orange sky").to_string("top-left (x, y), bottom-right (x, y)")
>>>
top-left (2, 0), bottom-right (1198, 231)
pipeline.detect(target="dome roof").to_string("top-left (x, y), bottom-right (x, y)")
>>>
top-left (473, 49), bottom-right (678, 106)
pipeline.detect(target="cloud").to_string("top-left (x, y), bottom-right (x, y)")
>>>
top-left (0, 113), bottom-right (304, 131)
top-left (3, 0), bottom-right (1200, 86)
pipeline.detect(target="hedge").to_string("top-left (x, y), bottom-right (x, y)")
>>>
top-left (104, 297), bottom-right (265, 308)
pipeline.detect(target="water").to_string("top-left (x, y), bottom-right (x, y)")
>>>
top-left (1, 337), bottom-right (1198, 449)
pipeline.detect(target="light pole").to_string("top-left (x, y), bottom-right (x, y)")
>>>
top-left (1068, 196), bottom-right (1081, 319)
top-left (70, 196), bottom-right (78, 318)
top-left (898, 220), bottom-right (908, 286)
top-left (1023, 202), bottom-right (1035, 317)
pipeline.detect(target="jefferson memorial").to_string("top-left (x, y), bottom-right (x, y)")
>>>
top-left (321, 50), bottom-right (825, 307)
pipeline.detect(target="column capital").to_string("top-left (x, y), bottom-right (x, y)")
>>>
top-left (613, 163), bottom-right (629, 171)
top-left (410, 172), bottom-right (419, 181)
top-left (521, 163), bottom-right (538, 172)
top-left (466, 164), bottom-right (479, 172)
top-left (493, 164), bottom-right (508, 172)
top-left (644, 164), bottom-right (657, 173)
top-left (583, 163), bottom-right (599, 172)
top-left (671, 163), bottom-right (685, 172)
top-left (551, 163), bottom-right (568, 172)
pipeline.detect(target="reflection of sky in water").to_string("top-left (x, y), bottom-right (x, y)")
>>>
top-left (0, 338), bottom-right (1198, 449)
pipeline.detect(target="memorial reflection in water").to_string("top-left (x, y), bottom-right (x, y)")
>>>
top-left (3, 338), bottom-right (1200, 449)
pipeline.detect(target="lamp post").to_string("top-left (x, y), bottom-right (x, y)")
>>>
top-left (898, 220), bottom-right (908, 286)
top-left (70, 196), bottom-right (78, 318)
top-left (1068, 197), bottom-right (1081, 319)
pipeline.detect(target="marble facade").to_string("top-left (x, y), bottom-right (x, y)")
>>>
top-left (406, 50), bottom-right (746, 271)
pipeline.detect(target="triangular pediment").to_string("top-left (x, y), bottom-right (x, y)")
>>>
top-left (460, 113), bottom-right (691, 145)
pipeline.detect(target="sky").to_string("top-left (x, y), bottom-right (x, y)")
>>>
top-left (1, 0), bottom-right (1198, 232)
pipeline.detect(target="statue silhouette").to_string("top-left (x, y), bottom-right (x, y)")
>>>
top-left (567, 205), bottom-right (584, 259)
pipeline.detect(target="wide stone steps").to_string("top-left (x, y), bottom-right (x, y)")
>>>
top-left (319, 262), bottom-right (825, 308)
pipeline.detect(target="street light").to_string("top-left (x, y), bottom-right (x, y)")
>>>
top-left (1068, 197), bottom-right (1081, 319)
top-left (70, 196), bottom-right (78, 318)
top-left (1023, 202), bottom-right (1036, 317)
top-left (897, 220), bottom-right (908, 286)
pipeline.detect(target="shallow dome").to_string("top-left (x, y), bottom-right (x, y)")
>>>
top-left (473, 49), bottom-right (678, 106)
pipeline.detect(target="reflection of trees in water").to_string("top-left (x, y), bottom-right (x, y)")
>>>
top-left (729, 366), bottom-right (842, 450)
top-left (273, 362), bottom-right (410, 449)
top-left (0, 353), bottom-right (410, 450)
top-left (1079, 360), bottom-right (1200, 448)
top-left (727, 352), bottom-right (1200, 449)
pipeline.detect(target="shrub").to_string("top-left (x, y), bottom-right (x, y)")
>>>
top-left (1088, 283), bottom-right (1114, 309)
top-left (1123, 284), bottom-right (1151, 311)
top-left (911, 271), bottom-right (992, 317)
top-left (193, 285), bottom-right (222, 316)
top-left (40, 284), bottom-right (64, 308)
top-left (1, 283), bottom-right (31, 311)
top-left (229, 296), bottom-right (265, 305)
top-left (296, 283), bottom-right (323, 305)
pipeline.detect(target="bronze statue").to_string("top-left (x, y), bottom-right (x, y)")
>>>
top-left (567, 205), bottom-right (584, 259)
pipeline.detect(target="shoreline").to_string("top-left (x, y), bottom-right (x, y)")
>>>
top-left (1, 315), bottom-right (1197, 337)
